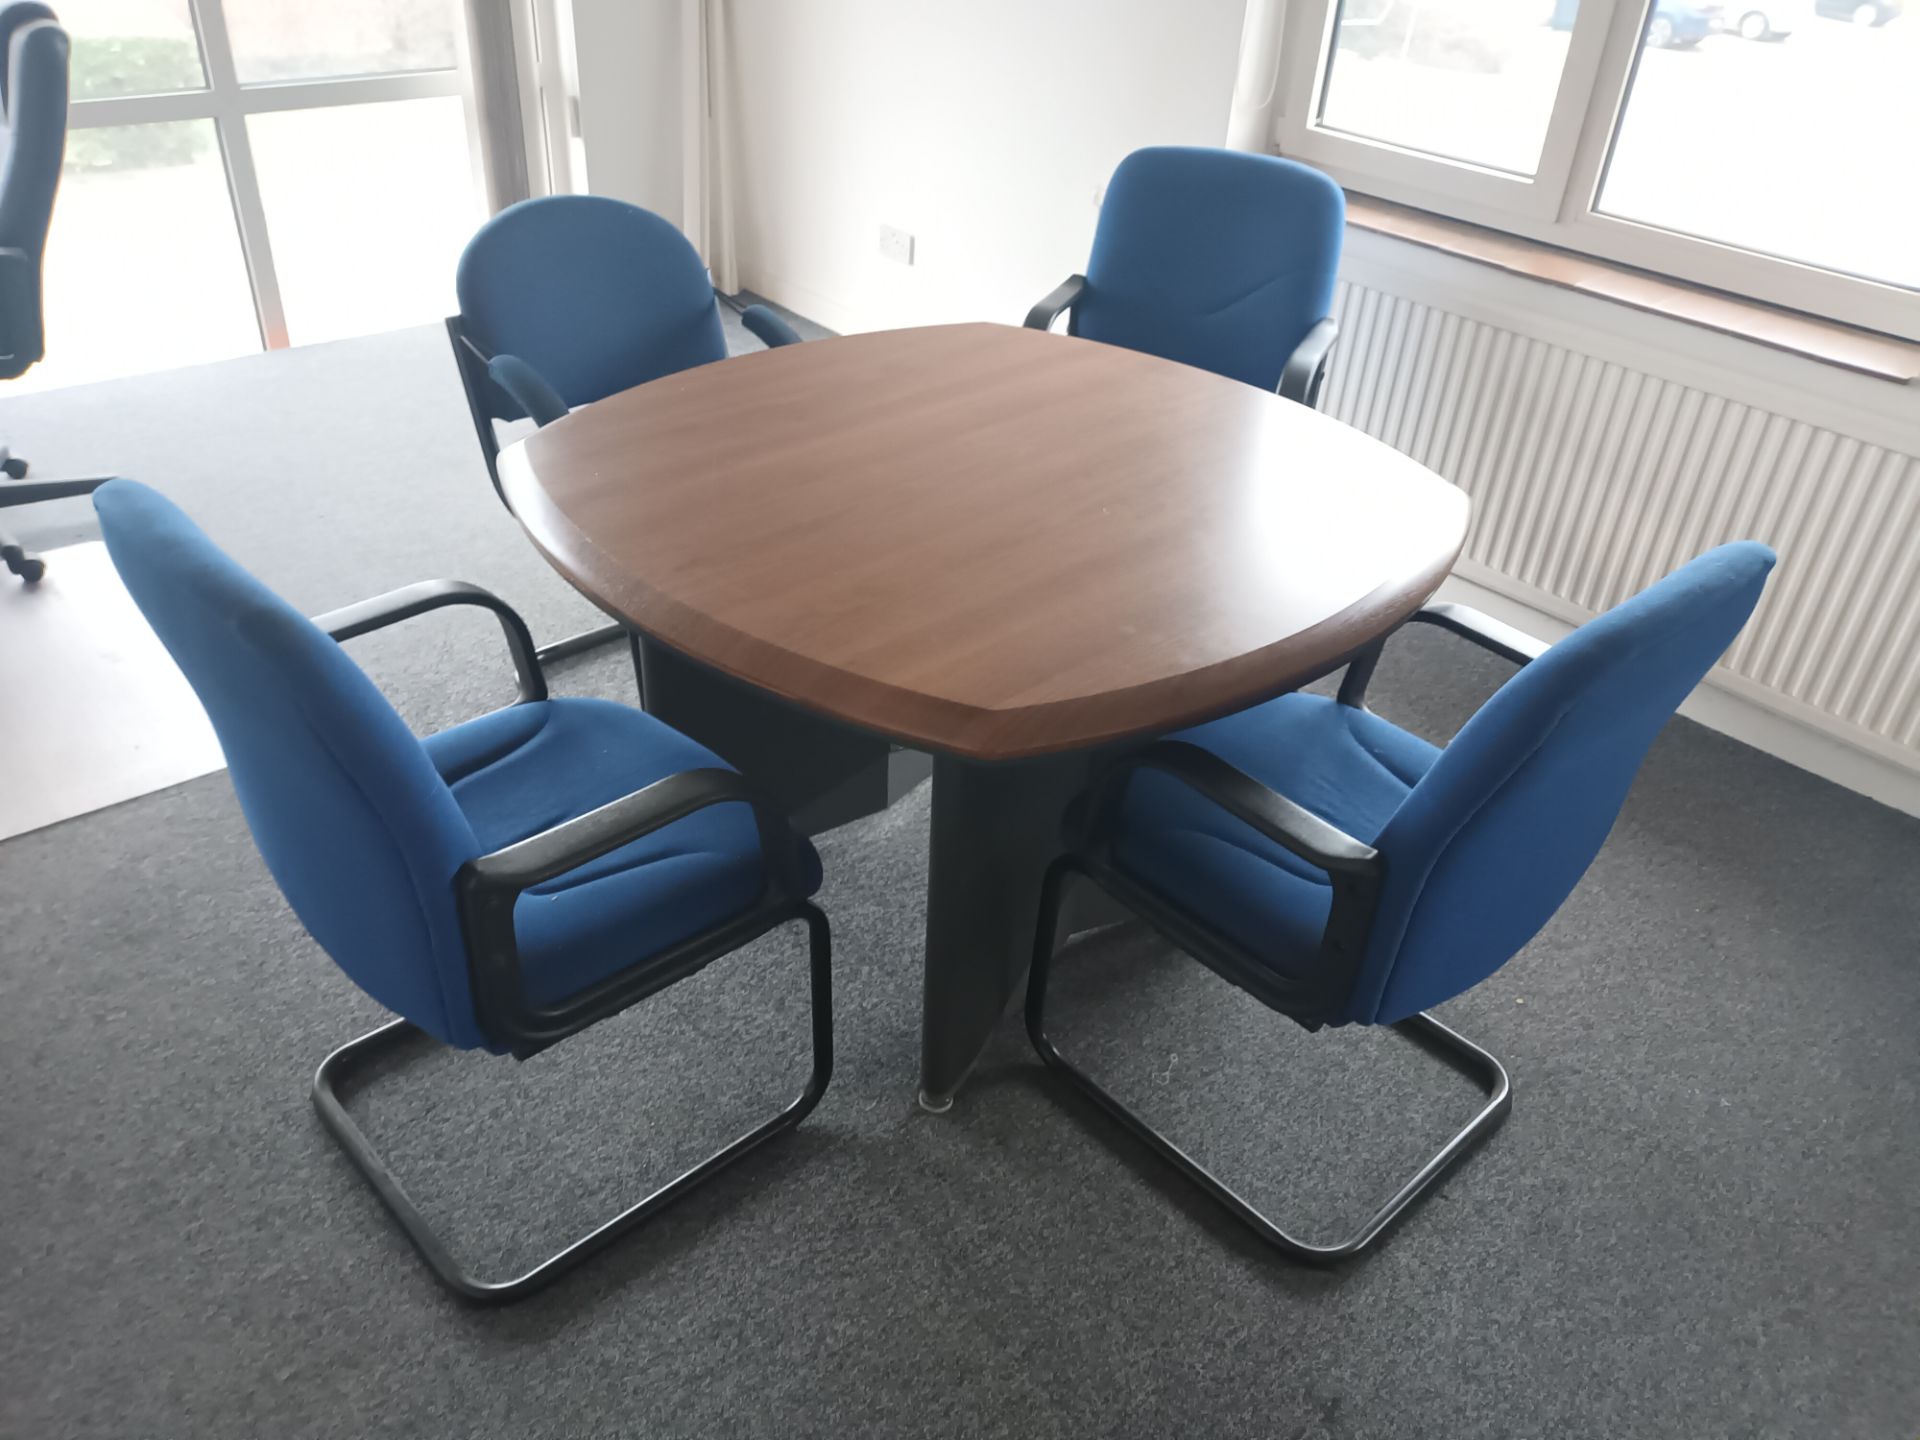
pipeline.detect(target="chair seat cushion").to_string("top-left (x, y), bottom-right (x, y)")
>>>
top-left (423, 698), bottom-right (821, 1010)
top-left (1111, 694), bottom-right (1438, 991)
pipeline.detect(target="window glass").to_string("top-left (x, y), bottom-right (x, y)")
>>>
top-left (248, 98), bottom-right (479, 345)
top-left (29, 121), bottom-right (260, 391)
top-left (222, 0), bottom-right (459, 83)
top-left (64, 0), bottom-right (205, 100)
top-left (1600, 8), bottom-right (1920, 292)
top-left (1316, 0), bottom-right (1581, 176)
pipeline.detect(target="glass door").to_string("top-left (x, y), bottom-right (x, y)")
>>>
top-left (32, 0), bottom-right (487, 391)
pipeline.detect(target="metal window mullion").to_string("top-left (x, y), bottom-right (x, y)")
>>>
top-left (69, 63), bottom-right (462, 131)
top-left (69, 91), bottom-right (218, 127)
top-left (1558, 0), bottom-right (1657, 224)
top-left (190, 0), bottom-right (289, 349)
top-left (232, 69), bottom-right (466, 114)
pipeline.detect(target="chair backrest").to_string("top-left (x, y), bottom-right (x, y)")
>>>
top-left (93, 480), bottom-right (495, 1051)
top-left (1070, 146), bottom-right (1344, 393)
top-left (0, 1), bottom-right (66, 379)
top-left (1349, 542), bottom-right (1777, 1025)
top-left (453, 194), bottom-right (727, 424)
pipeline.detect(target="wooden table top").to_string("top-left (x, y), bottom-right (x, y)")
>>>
top-left (498, 322), bottom-right (1469, 762)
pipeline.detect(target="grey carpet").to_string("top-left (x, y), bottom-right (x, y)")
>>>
top-left (2, 318), bottom-right (1917, 1440)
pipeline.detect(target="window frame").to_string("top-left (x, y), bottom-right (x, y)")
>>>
top-left (66, 0), bottom-right (481, 352)
top-left (1269, 0), bottom-right (1920, 345)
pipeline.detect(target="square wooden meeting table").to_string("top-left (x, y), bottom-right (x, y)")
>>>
top-left (497, 322), bottom-right (1468, 1110)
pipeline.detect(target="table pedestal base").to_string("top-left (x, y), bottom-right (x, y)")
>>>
top-left (919, 750), bottom-right (1122, 1106)
top-left (638, 633), bottom-right (1124, 1104)
top-left (635, 634), bottom-right (925, 836)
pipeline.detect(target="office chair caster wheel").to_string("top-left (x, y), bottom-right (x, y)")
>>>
top-left (1, 456), bottom-right (27, 479)
top-left (3, 541), bottom-right (42, 581)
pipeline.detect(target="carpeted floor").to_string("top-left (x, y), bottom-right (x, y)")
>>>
top-left (2, 316), bottom-right (1917, 1440)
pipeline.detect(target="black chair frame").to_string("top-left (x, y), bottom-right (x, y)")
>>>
top-left (1, 473), bottom-right (113, 582)
top-left (1026, 605), bottom-right (1544, 1262)
top-left (1024, 273), bottom-right (1340, 409)
top-left (443, 316), bottom-right (627, 666)
top-left (310, 580), bottom-right (832, 1303)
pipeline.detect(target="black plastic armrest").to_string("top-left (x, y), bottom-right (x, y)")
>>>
top-left (455, 768), bottom-right (811, 1051)
top-left (464, 767), bottom-right (804, 898)
top-left (1277, 316), bottom-right (1338, 407)
top-left (485, 353), bottom-right (569, 427)
top-left (1409, 602), bottom-right (1548, 667)
top-left (1337, 600), bottom-right (1544, 708)
top-left (739, 303), bottom-right (803, 349)
top-left (1025, 274), bottom-right (1086, 333)
top-left (1083, 740), bottom-right (1384, 991)
top-left (316, 580), bottom-right (546, 704)
top-left (1085, 740), bottom-right (1380, 879)
top-left (448, 322), bottom-right (567, 427)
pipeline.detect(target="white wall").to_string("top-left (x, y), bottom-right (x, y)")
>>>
top-left (723, 0), bottom-right (1248, 333)
top-left (568, 0), bottom-right (684, 220)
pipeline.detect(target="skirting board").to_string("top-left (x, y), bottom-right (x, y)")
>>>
top-left (1441, 563), bottom-right (1920, 820)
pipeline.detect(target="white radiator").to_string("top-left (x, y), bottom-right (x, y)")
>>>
top-left (1321, 271), bottom-right (1920, 772)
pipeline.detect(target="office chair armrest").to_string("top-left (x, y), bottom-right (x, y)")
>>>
top-left (455, 767), bottom-right (814, 1053)
top-left (1277, 317), bottom-right (1338, 408)
top-left (485, 353), bottom-right (569, 427)
top-left (466, 767), bottom-right (808, 899)
top-left (1410, 602), bottom-right (1548, 667)
top-left (1082, 740), bottom-right (1385, 1004)
top-left (1337, 601), bottom-right (1546, 709)
top-left (1083, 740), bottom-right (1381, 879)
top-left (1025, 274), bottom-right (1087, 333)
top-left (316, 580), bottom-right (547, 705)
top-left (739, 303), bottom-right (803, 349)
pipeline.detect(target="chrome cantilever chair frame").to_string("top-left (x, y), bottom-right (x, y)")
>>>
top-left (1025, 606), bottom-right (1545, 1262)
top-left (306, 578), bottom-right (833, 1303)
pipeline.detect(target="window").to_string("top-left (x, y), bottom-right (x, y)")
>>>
top-left (33, 0), bottom-right (485, 391)
top-left (1314, 0), bottom-right (1580, 176)
top-left (1271, 0), bottom-right (1920, 342)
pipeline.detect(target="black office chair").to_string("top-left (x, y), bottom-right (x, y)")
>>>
top-left (0, 1), bottom-right (109, 583)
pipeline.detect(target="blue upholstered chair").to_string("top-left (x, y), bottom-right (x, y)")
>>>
top-left (1025, 146), bottom-right (1345, 407)
top-left (93, 479), bottom-right (833, 1302)
top-left (1028, 544), bottom-right (1776, 1260)
top-left (0, 2), bottom-right (110, 583)
top-left (446, 194), bottom-right (804, 663)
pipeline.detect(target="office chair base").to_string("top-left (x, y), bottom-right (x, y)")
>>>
top-left (534, 619), bottom-right (627, 667)
top-left (0, 474), bottom-right (113, 583)
top-left (1, 474), bottom-right (113, 505)
top-left (1026, 860), bottom-right (1511, 1264)
top-left (2, 534), bottom-right (44, 583)
top-left (311, 908), bottom-right (834, 1304)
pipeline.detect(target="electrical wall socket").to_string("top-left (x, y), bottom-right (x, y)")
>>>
top-left (878, 224), bottom-right (915, 266)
